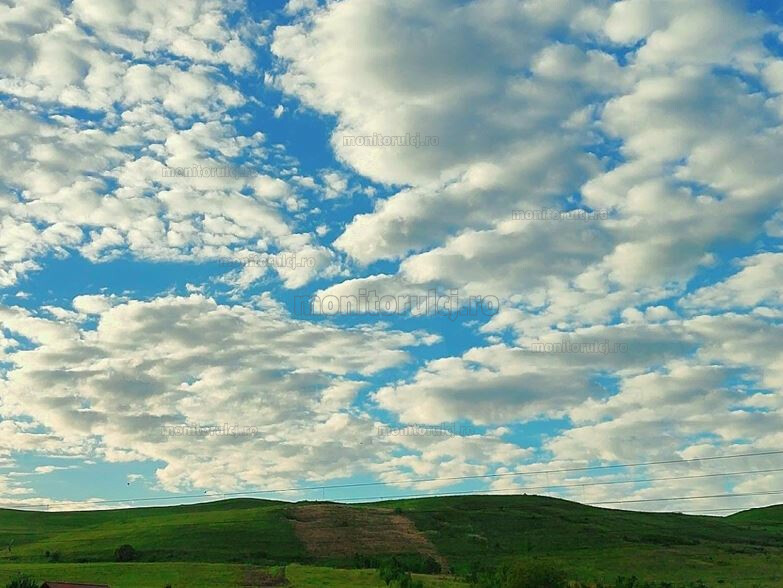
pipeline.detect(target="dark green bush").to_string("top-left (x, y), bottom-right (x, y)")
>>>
top-left (503, 560), bottom-right (567, 588)
top-left (114, 543), bottom-right (138, 562)
top-left (393, 574), bottom-right (424, 588)
top-left (420, 555), bottom-right (441, 574)
top-left (379, 557), bottom-right (424, 587)
top-left (467, 560), bottom-right (567, 588)
top-left (380, 557), bottom-right (404, 585)
top-left (353, 553), bottom-right (381, 568)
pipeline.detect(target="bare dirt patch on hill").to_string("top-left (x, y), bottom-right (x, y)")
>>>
top-left (287, 503), bottom-right (446, 568)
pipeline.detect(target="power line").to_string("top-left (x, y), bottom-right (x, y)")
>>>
top-left (356, 466), bottom-right (783, 498)
top-left (326, 487), bottom-right (783, 507)
top-left (665, 506), bottom-right (770, 514)
top-left (4, 448), bottom-right (783, 511)
top-left (591, 489), bottom-right (783, 506)
top-left (329, 468), bottom-right (783, 503)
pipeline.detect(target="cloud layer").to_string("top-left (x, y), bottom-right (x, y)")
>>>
top-left (0, 0), bottom-right (782, 513)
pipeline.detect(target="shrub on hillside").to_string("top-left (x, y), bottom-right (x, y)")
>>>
top-left (503, 560), bottom-right (568, 588)
top-left (380, 557), bottom-right (405, 585)
top-left (393, 574), bottom-right (424, 588)
top-left (420, 555), bottom-right (441, 574)
top-left (5, 574), bottom-right (38, 588)
top-left (353, 553), bottom-right (381, 568)
top-left (469, 560), bottom-right (567, 588)
top-left (464, 560), bottom-right (498, 587)
top-left (395, 553), bottom-right (441, 574)
top-left (114, 543), bottom-right (138, 562)
top-left (370, 553), bottom-right (440, 575)
top-left (46, 549), bottom-right (61, 562)
top-left (379, 557), bottom-right (424, 587)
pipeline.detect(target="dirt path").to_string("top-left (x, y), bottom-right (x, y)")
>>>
top-left (287, 504), bottom-right (447, 570)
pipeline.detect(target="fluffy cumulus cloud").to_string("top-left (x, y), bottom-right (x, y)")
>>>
top-left (272, 0), bottom-right (616, 261)
top-left (0, 295), bottom-right (536, 500)
top-left (0, 295), bottom-right (441, 493)
top-left (2, 0), bottom-right (783, 513)
top-left (272, 0), bottom-right (782, 323)
top-left (0, 0), bottom-right (338, 289)
top-left (683, 253), bottom-right (783, 311)
top-left (266, 0), bottom-right (783, 511)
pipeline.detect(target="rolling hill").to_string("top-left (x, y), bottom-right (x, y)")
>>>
top-left (1, 495), bottom-right (782, 586)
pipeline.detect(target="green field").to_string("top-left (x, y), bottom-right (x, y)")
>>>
top-left (0, 562), bottom-right (252, 587)
top-left (0, 563), bottom-right (466, 587)
top-left (1, 496), bottom-right (783, 586)
top-left (286, 565), bottom-right (466, 587)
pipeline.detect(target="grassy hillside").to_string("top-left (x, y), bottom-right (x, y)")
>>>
top-left (378, 495), bottom-right (783, 585)
top-left (0, 498), bottom-right (304, 565)
top-left (729, 504), bottom-right (783, 526)
top-left (378, 495), bottom-right (783, 562)
top-left (1, 495), bottom-right (783, 586)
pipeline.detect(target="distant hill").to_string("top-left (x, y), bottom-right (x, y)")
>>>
top-left (1, 495), bottom-right (782, 586)
top-left (728, 503), bottom-right (783, 525)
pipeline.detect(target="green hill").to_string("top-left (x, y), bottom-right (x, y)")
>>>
top-left (376, 495), bottom-right (783, 585)
top-left (0, 498), bottom-right (303, 565)
top-left (728, 504), bottom-right (783, 526)
top-left (1, 495), bottom-right (782, 586)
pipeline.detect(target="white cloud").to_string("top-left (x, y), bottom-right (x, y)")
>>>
top-left (273, 0), bottom-right (783, 356)
top-left (0, 0), bottom-right (338, 290)
top-left (0, 295), bottom-right (522, 492)
top-left (2, 0), bottom-right (783, 510)
top-left (684, 253), bottom-right (783, 311)
top-left (604, 0), bottom-right (769, 68)
top-left (273, 0), bottom-right (611, 261)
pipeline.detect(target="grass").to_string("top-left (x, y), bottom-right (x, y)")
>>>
top-left (286, 564), bottom-right (467, 587)
top-left (2, 495), bottom-right (783, 586)
top-left (0, 563), bottom-right (468, 587)
top-left (729, 504), bottom-right (783, 527)
top-left (0, 499), bottom-right (304, 565)
top-left (0, 562), bottom-right (256, 587)
top-left (374, 495), bottom-right (783, 585)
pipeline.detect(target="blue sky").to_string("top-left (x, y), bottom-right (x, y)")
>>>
top-left (0, 0), bottom-right (782, 514)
